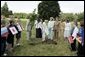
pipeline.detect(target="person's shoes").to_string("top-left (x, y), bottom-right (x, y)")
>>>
top-left (3, 53), bottom-right (7, 56)
top-left (16, 43), bottom-right (20, 47)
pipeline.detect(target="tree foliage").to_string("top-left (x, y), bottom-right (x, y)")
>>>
top-left (29, 9), bottom-right (37, 22)
top-left (1, 2), bottom-right (13, 18)
top-left (1, 2), bottom-right (9, 17)
top-left (38, 1), bottom-right (61, 21)
top-left (13, 13), bottom-right (28, 19)
top-left (59, 12), bottom-right (84, 21)
top-left (76, 12), bottom-right (84, 21)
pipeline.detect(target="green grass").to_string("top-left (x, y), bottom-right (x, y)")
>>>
top-left (6, 19), bottom-right (77, 56)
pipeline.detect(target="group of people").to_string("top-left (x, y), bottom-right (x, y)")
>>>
top-left (26, 17), bottom-right (61, 44)
top-left (1, 17), bottom-right (23, 56)
top-left (1, 16), bottom-right (84, 56)
top-left (63, 19), bottom-right (84, 56)
top-left (26, 16), bottom-right (84, 56)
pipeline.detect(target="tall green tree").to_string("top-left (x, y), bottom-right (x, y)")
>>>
top-left (38, 1), bottom-right (61, 21)
top-left (59, 12), bottom-right (78, 21)
top-left (13, 13), bottom-right (28, 19)
top-left (27, 9), bottom-right (37, 31)
top-left (30, 9), bottom-right (37, 22)
top-left (1, 2), bottom-right (13, 18)
top-left (1, 2), bottom-right (9, 17)
top-left (28, 9), bottom-right (37, 27)
top-left (76, 12), bottom-right (84, 21)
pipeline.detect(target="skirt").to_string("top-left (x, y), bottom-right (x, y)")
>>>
top-left (64, 30), bottom-right (71, 38)
top-left (36, 28), bottom-right (42, 38)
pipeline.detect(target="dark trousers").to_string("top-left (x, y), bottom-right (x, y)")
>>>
top-left (7, 35), bottom-right (14, 47)
top-left (71, 39), bottom-right (76, 51)
top-left (1, 39), bottom-right (6, 55)
top-left (36, 28), bottom-right (42, 38)
top-left (77, 43), bottom-right (84, 56)
top-left (16, 31), bottom-right (21, 39)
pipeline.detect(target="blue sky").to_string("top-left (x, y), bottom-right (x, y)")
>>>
top-left (1, 1), bottom-right (84, 14)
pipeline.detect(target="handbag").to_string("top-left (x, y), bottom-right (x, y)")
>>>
top-left (68, 36), bottom-right (74, 44)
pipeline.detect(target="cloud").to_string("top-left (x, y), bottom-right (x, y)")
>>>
top-left (58, 1), bottom-right (84, 13)
top-left (1, 1), bottom-right (84, 14)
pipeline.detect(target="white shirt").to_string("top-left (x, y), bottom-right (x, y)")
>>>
top-left (48, 21), bottom-right (55, 29)
top-left (36, 22), bottom-right (43, 29)
top-left (72, 26), bottom-right (79, 39)
top-left (16, 23), bottom-right (22, 31)
top-left (65, 22), bottom-right (71, 30)
top-left (42, 22), bottom-right (49, 35)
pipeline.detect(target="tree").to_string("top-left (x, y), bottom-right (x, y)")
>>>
top-left (30, 9), bottom-right (37, 22)
top-left (76, 12), bottom-right (84, 21)
top-left (65, 13), bottom-right (75, 21)
top-left (1, 2), bottom-right (13, 18)
top-left (59, 12), bottom-right (78, 21)
top-left (26, 9), bottom-right (37, 32)
top-left (13, 13), bottom-right (28, 19)
top-left (28, 9), bottom-right (37, 26)
top-left (1, 2), bottom-right (9, 17)
top-left (38, 1), bottom-right (61, 21)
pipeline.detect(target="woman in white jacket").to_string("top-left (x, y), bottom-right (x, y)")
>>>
top-left (35, 19), bottom-right (43, 38)
top-left (42, 20), bottom-right (49, 42)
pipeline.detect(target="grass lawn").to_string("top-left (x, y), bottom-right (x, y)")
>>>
top-left (6, 19), bottom-right (78, 56)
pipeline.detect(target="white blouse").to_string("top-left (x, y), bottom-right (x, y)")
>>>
top-left (72, 26), bottom-right (79, 39)
top-left (65, 22), bottom-right (71, 30)
top-left (48, 21), bottom-right (55, 29)
top-left (36, 22), bottom-right (43, 29)
top-left (42, 22), bottom-right (49, 35)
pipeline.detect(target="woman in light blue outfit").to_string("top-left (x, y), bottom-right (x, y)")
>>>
top-left (48, 17), bottom-right (55, 40)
